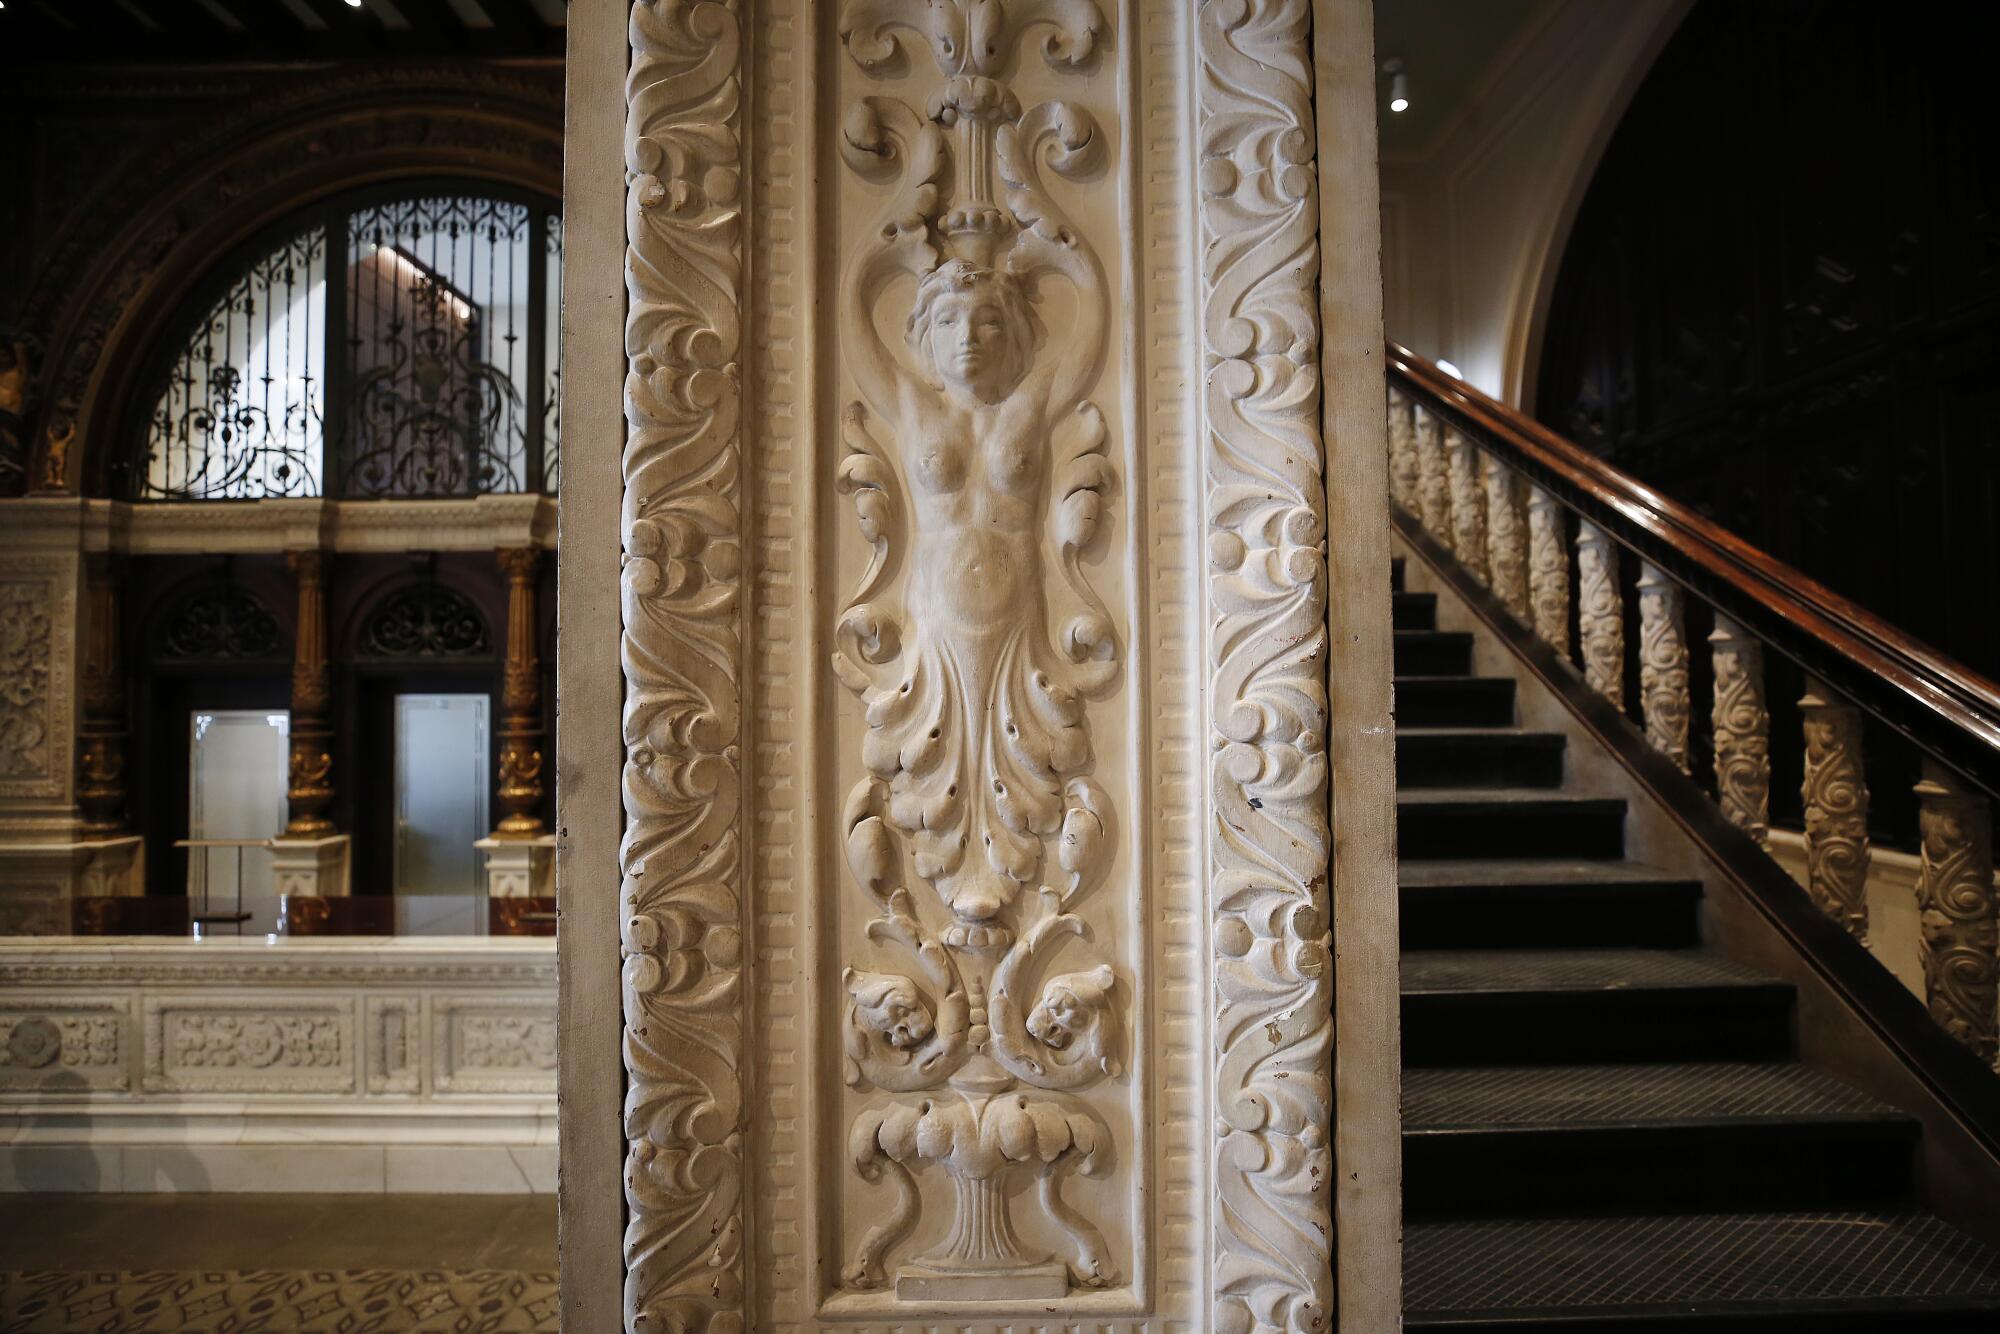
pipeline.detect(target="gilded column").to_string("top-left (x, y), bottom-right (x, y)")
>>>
top-left (282, 549), bottom-right (335, 837)
top-left (1444, 425), bottom-right (1487, 577)
top-left (1575, 520), bottom-right (1623, 706)
top-left (1913, 761), bottom-right (1996, 1063)
top-left (1799, 675), bottom-right (1869, 941)
top-left (1414, 402), bottom-right (1452, 546)
top-left (1637, 562), bottom-right (1689, 771)
top-left (76, 555), bottom-right (128, 835)
top-left (493, 546), bottom-right (546, 837)
top-left (1709, 614), bottom-right (1770, 843)
top-left (1526, 484), bottom-right (1570, 654)
top-left (1387, 385), bottom-right (1419, 515)
top-left (1482, 453), bottom-right (1529, 619)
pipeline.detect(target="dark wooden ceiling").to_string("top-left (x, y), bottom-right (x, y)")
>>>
top-left (0, 0), bottom-right (567, 64)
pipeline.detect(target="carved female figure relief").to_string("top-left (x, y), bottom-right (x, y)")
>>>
top-left (828, 0), bottom-right (1126, 1302)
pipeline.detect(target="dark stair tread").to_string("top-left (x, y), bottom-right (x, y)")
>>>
top-left (1405, 1210), bottom-right (2000, 1321)
top-left (1402, 947), bottom-right (1779, 996)
top-left (1399, 858), bottom-right (1692, 890)
top-left (1404, 1061), bottom-right (1899, 1130)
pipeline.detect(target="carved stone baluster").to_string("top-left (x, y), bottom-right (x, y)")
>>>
top-left (1526, 484), bottom-right (1570, 654)
top-left (1444, 425), bottom-right (1487, 577)
top-left (76, 555), bottom-right (128, 835)
top-left (493, 547), bottom-right (546, 837)
top-left (1709, 614), bottom-right (1770, 843)
top-left (1387, 385), bottom-right (1419, 515)
top-left (1913, 762), bottom-right (1996, 1063)
top-left (1637, 562), bottom-right (1689, 771)
top-left (1799, 676), bottom-right (1869, 941)
top-left (282, 549), bottom-right (334, 838)
top-left (1575, 521), bottom-right (1622, 706)
top-left (1481, 453), bottom-right (1529, 619)
top-left (1413, 402), bottom-right (1453, 547)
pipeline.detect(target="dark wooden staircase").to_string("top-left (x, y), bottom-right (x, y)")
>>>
top-left (1392, 556), bottom-right (2000, 1331)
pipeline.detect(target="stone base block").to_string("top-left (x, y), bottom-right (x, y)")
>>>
top-left (476, 836), bottom-right (555, 898)
top-left (269, 834), bottom-right (351, 897)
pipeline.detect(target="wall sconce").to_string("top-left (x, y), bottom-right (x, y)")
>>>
top-left (1383, 58), bottom-right (1410, 114)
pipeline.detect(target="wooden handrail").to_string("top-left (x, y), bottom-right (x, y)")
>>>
top-left (1387, 340), bottom-right (2000, 791)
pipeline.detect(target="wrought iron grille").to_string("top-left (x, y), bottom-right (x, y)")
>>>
top-left (358, 583), bottom-right (491, 659)
top-left (158, 586), bottom-right (285, 661)
top-left (132, 187), bottom-right (561, 502)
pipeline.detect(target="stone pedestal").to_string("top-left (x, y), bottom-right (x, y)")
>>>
top-left (476, 836), bottom-right (554, 898)
top-left (269, 834), bottom-right (351, 897)
top-left (0, 835), bottom-right (144, 932)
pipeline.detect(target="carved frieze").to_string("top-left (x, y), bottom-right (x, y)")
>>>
top-left (0, 555), bottom-right (75, 801)
top-left (435, 996), bottom-right (557, 1094)
top-left (0, 997), bottom-right (128, 1091)
top-left (142, 997), bottom-right (355, 1094)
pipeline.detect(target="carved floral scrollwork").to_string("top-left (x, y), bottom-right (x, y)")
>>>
top-left (1709, 615), bottom-right (1770, 843)
top-left (1482, 453), bottom-right (1529, 619)
top-left (1198, 0), bottom-right (1334, 1327)
top-left (1636, 563), bottom-right (1689, 772)
top-left (1413, 402), bottom-right (1452, 548)
top-left (1387, 384), bottom-right (1419, 515)
top-left (832, 0), bottom-right (1124, 1298)
top-left (1444, 426), bottom-right (1488, 579)
top-left (620, 1), bottom-right (749, 1329)
top-left (1576, 520), bottom-right (1623, 707)
top-left (1526, 484), bottom-right (1570, 654)
top-left (1799, 677), bottom-right (1870, 942)
top-left (1913, 764), bottom-right (1997, 1062)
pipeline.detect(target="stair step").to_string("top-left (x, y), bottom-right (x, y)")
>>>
top-left (1394, 590), bottom-right (1437, 631)
top-left (1405, 1210), bottom-right (2000, 1331)
top-left (1404, 1062), bottom-right (1916, 1217)
top-left (1401, 859), bottom-right (1699, 948)
top-left (1400, 789), bottom-right (1625, 860)
top-left (1396, 675), bottom-right (1515, 727)
top-left (1402, 948), bottom-right (1793, 1064)
top-left (1398, 728), bottom-right (1565, 789)
top-left (1396, 629), bottom-right (1475, 676)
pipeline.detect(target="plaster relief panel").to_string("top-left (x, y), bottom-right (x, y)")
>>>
top-left (433, 995), bottom-right (558, 1094)
top-left (0, 997), bottom-right (129, 1091)
top-left (141, 996), bottom-right (355, 1095)
top-left (0, 554), bottom-right (75, 802)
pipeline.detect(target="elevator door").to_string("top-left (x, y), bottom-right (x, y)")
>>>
top-left (393, 693), bottom-right (489, 895)
top-left (187, 710), bottom-right (290, 899)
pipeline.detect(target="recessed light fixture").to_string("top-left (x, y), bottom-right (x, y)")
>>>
top-left (1383, 57), bottom-right (1410, 114)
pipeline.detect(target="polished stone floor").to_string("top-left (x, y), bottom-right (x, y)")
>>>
top-left (0, 1196), bottom-right (557, 1332)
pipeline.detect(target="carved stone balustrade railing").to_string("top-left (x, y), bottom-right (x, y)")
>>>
top-left (1385, 344), bottom-right (2000, 1075)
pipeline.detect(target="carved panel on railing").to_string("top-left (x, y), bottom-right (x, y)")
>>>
top-left (1800, 677), bottom-right (1871, 942)
top-left (1710, 615), bottom-right (1771, 843)
top-left (1637, 563), bottom-right (1690, 772)
top-left (1576, 521), bottom-right (1623, 707)
top-left (1388, 384), bottom-right (1419, 514)
top-left (1914, 763), bottom-right (1996, 1064)
top-left (1526, 484), bottom-right (1570, 654)
top-left (1482, 453), bottom-right (1528, 619)
top-left (1444, 425), bottom-right (1487, 578)
top-left (1414, 402), bottom-right (1453, 547)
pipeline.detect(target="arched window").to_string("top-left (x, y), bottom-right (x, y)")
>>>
top-left (128, 184), bottom-right (562, 501)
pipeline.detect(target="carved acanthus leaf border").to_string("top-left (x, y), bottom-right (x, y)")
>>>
top-left (1196, 0), bottom-right (1336, 1327)
top-left (619, 2), bottom-right (749, 1331)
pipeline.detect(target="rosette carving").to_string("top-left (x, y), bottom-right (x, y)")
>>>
top-left (1799, 677), bottom-right (1870, 942)
top-left (620, 2), bottom-right (749, 1328)
top-left (1576, 520), bottom-right (1623, 707)
top-left (831, 0), bottom-right (1124, 1297)
top-left (1198, 0), bottom-right (1334, 1326)
top-left (1637, 562), bottom-right (1689, 772)
top-left (1709, 615), bottom-right (1770, 843)
top-left (1526, 484), bottom-right (1570, 654)
top-left (1913, 764), bottom-right (1997, 1062)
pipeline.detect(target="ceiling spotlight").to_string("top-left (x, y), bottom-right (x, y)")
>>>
top-left (1383, 58), bottom-right (1410, 114)
top-left (345, 0), bottom-right (363, 7)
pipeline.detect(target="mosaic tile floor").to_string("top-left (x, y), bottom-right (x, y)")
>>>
top-left (0, 1269), bottom-right (559, 1333)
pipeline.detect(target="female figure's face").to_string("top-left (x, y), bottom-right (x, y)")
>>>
top-left (927, 291), bottom-right (1023, 403)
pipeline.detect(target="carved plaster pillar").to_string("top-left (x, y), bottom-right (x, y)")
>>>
top-left (1482, 453), bottom-right (1528, 619)
top-left (1913, 762), bottom-right (1997, 1063)
top-left (599, 0), bottom-right (1382, 1326)
top-left (76, 555), bottom-right (128, 835)
top-left (1526, 484), bottom-right (1570, 654)
top-left (1636, 562), bottom-right (1689, 772)
top-left (1576, 520), bottom-right (1623, 706)
top-left (1414, 401), bottom-right (1453, 545)
top-left (1799, 675), bottom-right (1870, 941)
top-left (281, 550), bottom-right (335, 839)
top-left (1387, 384), bottom-right (1419, 515)
top-left (493, 546), bottom-right (546, 837)
top-left (1444, 425), bottom-right (1487, 578)
top-left (1709, 614), bottom-right (1770, 843)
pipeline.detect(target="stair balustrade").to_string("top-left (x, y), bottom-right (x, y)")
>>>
top-left (1387, 342), bottom-right (2000, 1071)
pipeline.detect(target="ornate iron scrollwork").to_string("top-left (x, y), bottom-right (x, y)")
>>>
top-left (159, 587), bottom-right (284, 661)
top-left (357, 583), bottom-right (490, 659)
